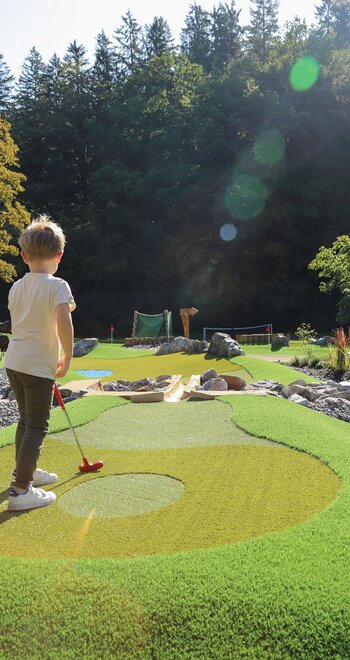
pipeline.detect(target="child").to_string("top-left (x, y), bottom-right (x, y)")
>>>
top-left (4, 215), bottom-right (76, 511)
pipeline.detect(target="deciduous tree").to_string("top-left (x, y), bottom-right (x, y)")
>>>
top-left (0, 118), bottom-right (30, 281)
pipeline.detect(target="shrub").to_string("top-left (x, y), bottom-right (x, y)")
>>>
top-left (295, 323), bottom-right (317, 360)
top-left (308, 356), bottom-right (320, 368)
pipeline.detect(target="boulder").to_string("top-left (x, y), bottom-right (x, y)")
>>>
top-left (156, 336), bottom-right (208, 355)
top-left (272, 334), bottom-right (289, 348)
top-left (104, 382), bottom-right (130, 392)
top-left (219, 374), bottom-right (246, 391)
top-left (129, 378), bottom-right (154, 391)
top-left (200, 369), bottom-right (218, 385)
top-left (186, 339), bottom-right (209, 354)
top-left (289, 393), bottom-right (310, 407)
top-left (208, 332), bottom-right (245, 358)
top-left (309, 336), bottom-right (333, 346)
top-left (73, 338), bottom-right (99, 357)
top-left (200, 377), bottom-right (228, 391)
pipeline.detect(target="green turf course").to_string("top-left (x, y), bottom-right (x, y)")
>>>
top-left (0, 403), bottom-right (340, 559)
top-left (243, 340), bottom-right (328, 357)
top-left (0, 395), bottom-right (127, 450)
top-left (0, 352), bottom-right (349, 657)
top-left (51, 399), bottom-right (276, 450)
top-left (58, 473), bottom-right (185, 518)
top-left (232, 355), bottom-right (322, 385)
top-left (83, 342), bottom-right (157, 359)
top-left (60, 351), bottom-right (251, 385)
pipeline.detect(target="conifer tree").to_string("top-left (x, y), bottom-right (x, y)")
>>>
top-left (42, 53), bottom-right (64, 110)
top-left (315, 0), bottom-right (334, 35)
top-left (62, 41), bottom-right (90, 98)
top-left (114, 10), bottom-right (144, 73)
top-left (0, 117), bottom-right (30, 281)
top-left (0, 54), bottom-right (14, 114)
top-left (332, 0), bottom-right (350, 43)
top-left (94, 31), bottom-right (117, 88)
top-left (247, 0), bottom-right (279, 61)
top-left (181, 3), bottom-right (212, 68)
top-left (16, 47), bottom-right (45, 109)
top-left (210, 1), bottom-right (243, 69)
top-left (144, 16), bottom-right (174, 58)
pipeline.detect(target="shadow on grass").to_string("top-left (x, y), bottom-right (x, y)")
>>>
top-left (202, 354), bottom-right (243, 363)
top-left (0, 474), bottom-right (82, 526)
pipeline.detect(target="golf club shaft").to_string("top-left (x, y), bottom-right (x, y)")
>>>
top-left (54, 383), bottom-right (85, 459)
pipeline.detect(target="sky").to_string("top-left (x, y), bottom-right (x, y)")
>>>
top-left (0, 0), bottom-right (318, 78)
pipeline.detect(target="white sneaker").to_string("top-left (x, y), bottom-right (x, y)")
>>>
top-left (12, 468), bottom-right (58, 487)
top-left (8, 485), bottom-right (56, 511)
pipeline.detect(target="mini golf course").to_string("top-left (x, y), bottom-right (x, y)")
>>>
top-left (0, 347), bottom-right (349, 658)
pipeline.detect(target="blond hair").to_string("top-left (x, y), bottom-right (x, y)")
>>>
top-left (19, 215), bottom-right (66, 260)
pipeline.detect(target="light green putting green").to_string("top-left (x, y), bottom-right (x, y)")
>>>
top-left (58, 473), bottom-right (185, 518)
top-left (50, 399), bottom-right (276, 450)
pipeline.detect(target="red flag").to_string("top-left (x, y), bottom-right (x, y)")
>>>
top-left (110, 324), bottom-right (115, 332)
top-left (266, 325), bottom-right (271, 333)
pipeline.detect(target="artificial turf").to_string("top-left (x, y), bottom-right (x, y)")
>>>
top-left (50, 399), bottom-right (275, 450)
top-left (60, 351), bottom-right (250, 386)
top-left (0, 417), bottom-right (339, 558)
top-left (232, 355), bottom-right (322, 385)
top-left (243, 340), bottom-right (328, 357)
top-left (0, 352), bottom-right (349, 657)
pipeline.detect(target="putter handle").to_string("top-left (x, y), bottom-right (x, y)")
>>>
top-left (54, 383), bottom-right (65, 409)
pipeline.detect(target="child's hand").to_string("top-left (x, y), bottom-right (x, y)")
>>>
top-left (56, 356), bottom-right (71, 378)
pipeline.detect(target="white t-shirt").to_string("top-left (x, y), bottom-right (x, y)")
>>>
top-left (4, 272), bottom-right (76, 380)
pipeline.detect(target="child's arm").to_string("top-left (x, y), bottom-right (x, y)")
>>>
top-left (56, 303), bottom-right (74, 378)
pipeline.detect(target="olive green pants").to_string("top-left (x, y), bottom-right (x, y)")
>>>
top-left (6, 369), bottom-right (54, 489)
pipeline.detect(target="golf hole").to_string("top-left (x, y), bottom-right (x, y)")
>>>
top-left (58, 473), bottom-right (185, 518)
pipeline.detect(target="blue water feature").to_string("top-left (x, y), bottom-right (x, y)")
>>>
top-left (75, 370), bottom-right (113, 378)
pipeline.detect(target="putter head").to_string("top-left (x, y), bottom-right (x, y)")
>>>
top-left (79, 458), bottom-right (104, 473)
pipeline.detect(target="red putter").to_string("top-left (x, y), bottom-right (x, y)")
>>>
top-left (54, 383), bottom-right (104, 473)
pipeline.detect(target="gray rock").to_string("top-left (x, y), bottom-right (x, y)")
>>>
top-left (281, 387), bottom-right (291, 398)
top-left (155, 381), bottom-right (171, 389)
top-left (289, 379), bottom-right (307, 387)
top-left (186, 339), bottom-right (209, 354)
top-left (208, 332), bottom-right (245, 358)
top-left (251, 380), bottom-right (281, 390)
top-left (289, 394), bottom-right (310, 407)
top-left (155, 375), bottom-right (172, 382)
top-left (129, 378), bottom-right (154, 391)
top-left (311, 336), bottom-right (333, 347)
top-left (201, 369), bottom-right (218, 384)
top-left (337, 381), bottom-right (350, 391)
top-left (272, 334), bottom-right (289, 348)
top-left (156, 336), bottom-right (208, 355)
top-left (200, 377), bottom-right (228, 391)
top-left (73, 338), bottom-right (99, 357)
top-left (104, 382), bottom-right (130, 392)
top-left (314, 397), bottom-right (350, 422)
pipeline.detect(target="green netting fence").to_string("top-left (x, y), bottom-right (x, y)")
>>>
top-left (132, 310), bottom-right (173, 341)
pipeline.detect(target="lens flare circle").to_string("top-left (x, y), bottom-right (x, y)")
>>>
top-left (289, 56), bottom-right (320, 92)
top-left (225, 175), bottom-right (268, 220)
top-left (220, 224), bottom-right (237, 242)
top-left (254, 130), bottom-right (286, 166)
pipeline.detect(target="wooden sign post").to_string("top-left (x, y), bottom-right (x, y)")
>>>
top-left (180, 307), bottom-right (199, 339)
